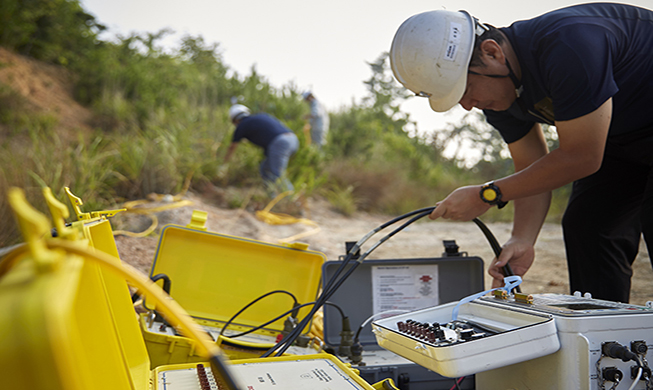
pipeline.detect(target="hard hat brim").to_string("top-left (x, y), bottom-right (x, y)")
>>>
top-left (428, 71), bottom-right (469, 112)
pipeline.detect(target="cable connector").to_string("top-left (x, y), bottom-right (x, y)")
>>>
top-left (350, 341), bottom-right (364, 365)
top-left (281, 316), bottom-right (296, 338)
top-left (631, 340), bottom-right (648, 356)
top-left (602, 342), bottom-right (639, 363)
top-left (602, 367), bottom-right (623, 383)
top-left (631, 365), bottom-right (651, 381)
top-left (339, 317), bottom-right (354, 357)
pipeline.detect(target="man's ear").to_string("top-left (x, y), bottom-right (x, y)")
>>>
top-left (480, 39), bottom-right (506, 64)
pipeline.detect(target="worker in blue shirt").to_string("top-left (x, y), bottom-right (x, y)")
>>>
top-left (225, 104), bottom-right (299, 196)
top-left (389, 3), bottom-right (653, 302)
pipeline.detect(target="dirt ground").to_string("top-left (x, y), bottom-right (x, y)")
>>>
top-left (113, 191), bottom-right (653, 306)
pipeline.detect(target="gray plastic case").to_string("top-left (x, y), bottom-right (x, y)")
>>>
top-left (322, 253), bottom-right (484, 390)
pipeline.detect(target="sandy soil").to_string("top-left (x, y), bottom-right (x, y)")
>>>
top-left (113, 191), bottom-right (653, 306)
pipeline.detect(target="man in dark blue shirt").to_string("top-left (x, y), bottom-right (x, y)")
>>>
top-left (225, 104), bottom-right (299, 196)
top-left (390, 3), bottom-right (653, 302)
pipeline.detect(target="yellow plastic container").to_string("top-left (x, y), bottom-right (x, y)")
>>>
top-left (152, 352), bottom-right (399, 390)
top-left (141, 217), bottom-right (327, 367)
top-left (139, 312), bottom-right (207, 366)
top-left (0, 189), bottom-right (150, 390)
top-left (148, 223), bottom-right (326, 332)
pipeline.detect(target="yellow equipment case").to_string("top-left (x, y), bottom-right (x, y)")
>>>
top-left (0, 188), bottom-right (396, 390)
top-left (140, 213), bottom-right (327, 367)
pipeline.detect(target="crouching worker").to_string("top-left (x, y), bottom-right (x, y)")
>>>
top-left (224, 104), bottom-right (299, 197)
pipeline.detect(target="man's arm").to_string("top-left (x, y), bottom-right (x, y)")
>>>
top-left (430, 98), bottom-right (612, 221)
top-left (488, 123), bottom-right (551, 286)
top-left (495, 98), bottom-right (612, 201)
top-left (224, 142), bottom-right (239, 163)
top-left (508, 123), bottom-right (551, 239)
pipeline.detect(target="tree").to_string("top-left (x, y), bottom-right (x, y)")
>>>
top-left (0, 0), bottom-right (104, 65)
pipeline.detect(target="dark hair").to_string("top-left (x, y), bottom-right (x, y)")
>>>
top-left (469, 25), bottom-right (505, 68)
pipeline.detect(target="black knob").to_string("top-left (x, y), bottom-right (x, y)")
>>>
top-left (603, 367), bottom-right (623, 383)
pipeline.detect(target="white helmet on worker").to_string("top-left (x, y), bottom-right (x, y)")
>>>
top-left (229, 104), bottom-right (250, 123)
top-left (390, 10), bottom-right (487, 112)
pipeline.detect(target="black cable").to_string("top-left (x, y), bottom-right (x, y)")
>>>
top-left (354, 322), bottom-right (365, 342)
top-left (223, 301), bottom-right (316, 339)
top-left (209, 355), bottom-right (240, 390)
top-left (221, 301), bottom-right (344, 340)
top-left (324, 301), bottom-right (346, 319)
top-left (261, 210), bottom-right (431, 357)
top-left (132, 273), bottom-right (171, 302)
top-left (455, 376), bottom-right (464, 390)
top-left (472, 217), bottom-right (521, 293)
top-left (321, 207), bottom-right (437, 301)
top-left (219, 290), bottom-right (298, 337)
top-left (267, 210), bottom-right (433, 357)
top-left (261, 207), bottom-right (520, 358)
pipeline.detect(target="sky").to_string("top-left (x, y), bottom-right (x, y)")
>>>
top-left (80, 0), bottom-right (653, 136)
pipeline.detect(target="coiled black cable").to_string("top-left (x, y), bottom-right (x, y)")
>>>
top-left (263, 208), bottom-right (434, 357)
top-left (219, 290), bottom-right (298, 337)
top-left (262, 207), bottom-right (519, 357)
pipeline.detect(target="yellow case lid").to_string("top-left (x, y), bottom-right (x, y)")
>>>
top-left (150, 225), bottom-right (326, 333)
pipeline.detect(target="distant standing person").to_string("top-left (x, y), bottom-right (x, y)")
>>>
top-left (224, 104), bottom-right (299, 196)
top-left (302, 91), bottom-right (329, 148)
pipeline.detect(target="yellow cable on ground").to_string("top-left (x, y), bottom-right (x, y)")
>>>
top-left (113, 196), bottom-right (193, 237)
top-left (113, 170), bottom-right (196, 237)
top-left (255, 191), bottom-right (321, 243)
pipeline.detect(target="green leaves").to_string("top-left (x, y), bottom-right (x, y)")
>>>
top-left (0, 0), bottom-right (102, 65)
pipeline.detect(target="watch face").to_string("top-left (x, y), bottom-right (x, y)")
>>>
top-left (482, 187), bottom-right (497, 202)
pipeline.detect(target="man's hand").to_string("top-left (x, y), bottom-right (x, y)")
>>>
top-left (429, 185), bottom-right (492, 221)
top-left (488, 237), bottom-right (535, 288)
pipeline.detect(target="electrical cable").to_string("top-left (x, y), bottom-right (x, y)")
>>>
top-left (219, 290), bottom-right (298, 337)
top-left (222, 301), bottom-right (346, 340)
top-left (449, 376), bottom-right (465, 390)
top-left (324, 301), bottom-right (346, 319)
top-left (354, 309), bottom-right (411, 342)
top-left (265, 209), bottom-right (433, 357)
top-left (629, 366), bottom-right (643, 390)
top-left (321, 207), bottom-right (436, 300)
top-left (0, 242), bottom-right (28, 278)
top-left (261, 209), bottom-right (430, 357)
top-left (471, 217), bottom-right (520, 293)
top-left (221, 301), bottom-right (315, 339)
top-left (260, 206), bottom-right (522, 358)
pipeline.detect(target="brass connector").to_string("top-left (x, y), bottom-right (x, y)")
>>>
top-left (493, 290), bottom-right (508, 299)
top-left (514, 293), bottom-right (534, 304)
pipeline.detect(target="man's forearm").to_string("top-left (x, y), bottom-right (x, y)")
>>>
top-left (512, 191), bottom-right (551, 245)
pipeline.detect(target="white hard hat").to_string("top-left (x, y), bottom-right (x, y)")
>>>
top-left (229, 104), bottom-right (250, 122)
top-left (301, 91), bottom-right (313, 100)
top-left (390, 10), bottom-right (479, 112)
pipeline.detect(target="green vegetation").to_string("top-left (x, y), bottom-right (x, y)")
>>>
top-left (0, 0), bottom-right (570, 246)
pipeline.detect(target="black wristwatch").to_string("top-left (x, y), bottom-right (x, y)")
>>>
top-left (480, 181), bottom-right (508, 209)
